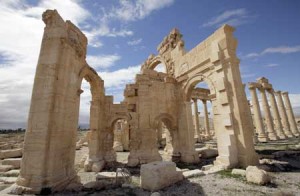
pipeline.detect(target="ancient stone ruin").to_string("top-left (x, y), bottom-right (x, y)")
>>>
top-left (1, 10), bottom-right (297, 194)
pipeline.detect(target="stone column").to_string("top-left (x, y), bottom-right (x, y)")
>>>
top-left (275, 91), bottom-right (293, 138)
top-left (248, 83), bottom-right (268, 142)
top-left (259, 87), bottom-right (278, 140)
top-left (202, 100), bottom-right (210, 137)
top-left (282, 92), bottom-right (299, 136)
top-left (192, 98), bottom-right (201, 139)
top-left (267, 89), bottom-right (286, 139)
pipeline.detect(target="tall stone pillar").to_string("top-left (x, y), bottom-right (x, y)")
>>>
top-left (267, 89), bottom-right (286, 139)
top-left (275, 91), bottom-right (293, 138)
top-left (202, 100), bottom-right (210, 137)
top-left (248, 83), bottom-right (268, 142)
top-left (259, 87), bottom-right (278, 140)
top-left (192, 98), bottom-right (201, 138)
top-left (282, 92), bottom-right (299, 136)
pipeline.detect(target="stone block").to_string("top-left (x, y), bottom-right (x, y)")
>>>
top-left (0, 149), bottom-right (22, 159)
top-left (201, 164), bottom-right (214, 171)
top-left (182, 169), bottom-right (204, 178)
top-left (231, 169), bottom-right (246, 176)
top-left (140, 161), bottom-right (183, 191)
top-left (0, 177), bottom-right (18, 184)
top-left (0, 165), bottom-right (13, 172)
top-left (1, 158), bottom-right (21, 169)
top-left (246, 166), bottom-right (270, 185)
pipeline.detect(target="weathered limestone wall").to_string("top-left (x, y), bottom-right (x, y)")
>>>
top-left (124, 69), bottom-right (190, 166)
top-left (17, 10), bottom-right (92, 192)
top-left (156, 25), bottom-right (258, 168)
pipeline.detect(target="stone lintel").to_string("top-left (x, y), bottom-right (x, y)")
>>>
top-left (248, 82), bottom-right (261, 89)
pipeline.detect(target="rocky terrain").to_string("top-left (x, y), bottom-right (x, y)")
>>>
top-left (0, 132), bottom-right (300, 196)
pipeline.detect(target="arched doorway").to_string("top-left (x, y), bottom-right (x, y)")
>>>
top-left (152, 113), bottom-right (179, 162)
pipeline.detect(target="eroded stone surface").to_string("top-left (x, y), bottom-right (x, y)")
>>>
top-left (140, 161), bottom-right (183, 191)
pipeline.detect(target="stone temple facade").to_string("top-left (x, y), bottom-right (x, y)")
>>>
top-left (12, 9), bottom-right (298, 194)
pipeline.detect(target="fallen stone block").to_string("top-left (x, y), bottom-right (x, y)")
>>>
top-left (201, 164), bottom-right (213, 171)
top-left (0, 165), bottom-right (13, 172)
top-left (0, 148), bottom-right (22, 159)
top-left (231, 169), bottom-right (246, 176)
top-left (0, 177), bottom-right (18, 184)
top-left (140, 161), bottom-right (183, 191)
top-left (1, 158), bottom-right (21, 169)
top-left (246, 166), bottom-right (270, 185)
top-left (182, 169), bottom-right (204, 178)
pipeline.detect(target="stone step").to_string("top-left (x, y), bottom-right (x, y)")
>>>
top-left (1, 158), bottom-right (21, 169)
top-left (0, 165), bottom-right (13, 172)
top-left (0, 177), bottom-right (18, 184)
top-left (0, 149), bottom-right (22, 159)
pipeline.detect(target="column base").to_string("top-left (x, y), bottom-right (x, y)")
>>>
top-left (277, 134), bottom-right (286, 140)
top-left (268, 133), bottom-right (278, 141)
top-left (257, 135), bottom-right (268, 142)
top-left (284, 131), bottom-right (294, 138)
top-left (180, 151), bottom-right (199, 163)
top-left (127, 151), bottom-right (162, 167)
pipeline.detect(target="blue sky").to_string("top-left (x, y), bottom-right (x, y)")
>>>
top-left (0, 0), bottom-right (300, 128)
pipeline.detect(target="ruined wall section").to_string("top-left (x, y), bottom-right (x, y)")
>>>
top-left (124, 69), bottom-right (179, 166)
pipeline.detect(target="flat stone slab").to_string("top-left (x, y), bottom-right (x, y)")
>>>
top-left (1, 158), bottom-right (21, 169)
top-left (0, 165), bottom-right (13, 172)
top-left (182, 169), bottom-right (204, 178)
top-left (0, 149), bottom-right (22, 159)
top-left (140, 161), bottom-right (183, 191)
top-left (0, 177), bottom-right (18, 184)
top-left (5, 169), bottom-right (20, 176)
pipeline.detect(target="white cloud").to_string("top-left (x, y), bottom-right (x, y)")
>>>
top-left (0, 0), bottom-right (94, 129)
top-left (265, 63), bottom-right (279, 67)
top-left (109, 0), bottom-right (175, 22)
top-left (202, 8), bottom-right (250, 28)
top-left (99, 65), bottom-right (141, 88)
top-left (262, 45), bottom-right (300, 54)
top-left (86, 54), bottom-right (121, 69)
top-left (244, 45), bottom-right (300, 59)
top-left (127, 38), bottom-right (142, 46)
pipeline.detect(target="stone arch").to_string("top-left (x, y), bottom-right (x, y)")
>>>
top-left (148, 55), bottom-right (166, 70)
top-left (152, 113), bottom-right (177, 130)
top-left (109, 114), bottom-right (131, 129)
top-left (183, 73), bottom-right (216, 101)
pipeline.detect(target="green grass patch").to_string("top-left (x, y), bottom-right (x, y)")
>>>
top-left (217, 169), bottom-right (245, 181)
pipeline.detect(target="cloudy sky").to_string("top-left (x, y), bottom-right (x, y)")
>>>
top-left (0, 0), bottom-right (300, 129)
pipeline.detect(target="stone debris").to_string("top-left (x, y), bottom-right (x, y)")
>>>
top-left (140, 161), bottom-right (183, 191)
top-left (201, 164), bottom-right (214, 171)
top-left (182, 169), bottom-right (204, 178)
top-left (4, 169), bottom-right (20, 176)
top-left (1, 158), bottom-right (21, 169)
top-left (246, 166), bottom-right (271, 185)
top-left (0, 165), bottom-right (13, 172)
top-left (0, 148), bottom-right (22, 159)
top-left (0, 177), bottom-right (18, 184)
top-left (231, 169), bottom-right (246, 176)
